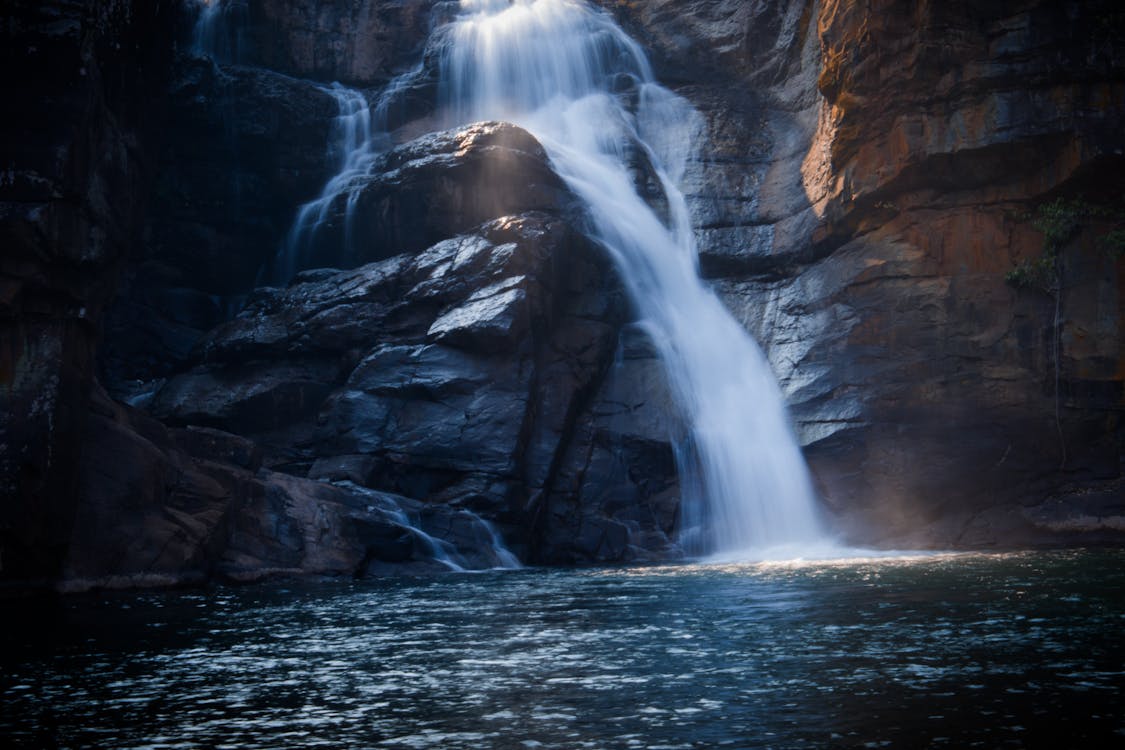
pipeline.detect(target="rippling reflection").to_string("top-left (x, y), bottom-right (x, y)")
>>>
top-left (3, 550), bottom-right (1123, 748)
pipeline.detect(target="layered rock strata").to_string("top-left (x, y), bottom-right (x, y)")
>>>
top-left (2, 0), bottom-right (1123, 591)
top-left (605, 0), bottom-right (1125, 547)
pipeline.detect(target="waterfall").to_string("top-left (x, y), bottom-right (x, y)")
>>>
top-left (372, 491), bottom-right (523, 571)
top-left (190, 0), bottom-right (248, 63)
top-left (271, 84), bottom-right (376, 284)
top-left (439, 0), bottom-right (827, 558)
top-left (267, 67), bottom-right (425, 284)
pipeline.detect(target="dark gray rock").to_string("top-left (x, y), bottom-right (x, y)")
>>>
top-left (135, 108), bottom-right (670, 565)
top-left (152, 359), bottom-right (340, 433)
top-left (173, 425), bottom-right (264, 471)
top-left (243, 0), bottom-right (437, 86)
top-left (289, 122), bottom-right (576, 274)
top-left (534, 334), bottom-right (684, 564)
top-left (101, 56), bottom-right (341, 394)
top-left (55, 385), bottom-right (526, 591)
top-left (0, 0), bottom-right (178, 585)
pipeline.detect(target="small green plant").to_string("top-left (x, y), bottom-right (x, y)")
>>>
top-left (1005, 195), bottom-right (1124, 471)
top-left (1097, 228), bottom-right (1125, 259)
top-left (1007, 197), bottom-right (1125, 291)
top-left (1005, 255), bottom-right (1057, 290)
top-left (1031, 198), bottom-right (1086, 254)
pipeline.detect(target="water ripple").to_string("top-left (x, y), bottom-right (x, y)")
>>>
top-left (2, 551), bottom-right (1123, 748)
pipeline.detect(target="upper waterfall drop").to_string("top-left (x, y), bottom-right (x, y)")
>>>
top-left (439, 0), bottom-right (829, 558)
top-left (271, 84), bottom-right (375, 284)
top-left (191, 0), bottom-right (248, 63)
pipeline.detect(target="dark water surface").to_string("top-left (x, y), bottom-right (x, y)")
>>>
top-left (3, 550), bottom-right (1123, 748)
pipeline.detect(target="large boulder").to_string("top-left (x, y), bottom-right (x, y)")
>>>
top-left (141, 114), bottom-right (688, 564)
top-left (282, 121), bottom-right (576, 275)
top-left (148, 201), bottom-right (681, 561)
top-left (57, 385), bottom-right (524, 592)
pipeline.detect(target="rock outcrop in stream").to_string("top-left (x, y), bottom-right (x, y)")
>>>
top-left (2, 0), bottom-right (1122, 591)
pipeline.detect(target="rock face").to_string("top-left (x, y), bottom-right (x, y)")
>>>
top-left (146, 120), bottom-right (680, 564)
top-left (101, 57), bottom-right (340, 394)
top-left (62, 385), bottom-right (519, 591)
top-left (2, 0), bottom-right (1123, 591)
top-left (203, 0), bottom-right (438, 85)
top-left (604, 0), bottom-right (1125, 547)
top-left (794, 0), bottom-right (1125, 546)
top-left (1, 0), bottom-right (178, 584)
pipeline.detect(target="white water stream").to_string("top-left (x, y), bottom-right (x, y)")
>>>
top-left (231, 0), bottom-right (828, 559)
top-left (191, 0), bottom-right (247, 62)
top-left (440, 0), bottom-right (827, 558)
top-left (273, 84), bottom-right (376, 283)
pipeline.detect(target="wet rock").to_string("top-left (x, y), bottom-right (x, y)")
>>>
top-left (427, 277), bottom-right (533, 353)
top-left (608, 0), bottom-right (1125, 549)
top-left (245, 0), bottom-right (436, 86)
top-left (0, 0), bottom-right (178, 584)
top-left (292, 122), bottom-right (575, 273)
top-left (140, 159), bottom-right (653, 563)
top-left (152, 359), bottom-right (339, 433)
top-left (535, 332), bottom-right (685, 564)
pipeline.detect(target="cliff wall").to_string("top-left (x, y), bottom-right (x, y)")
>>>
top-left (2, 0), bottom-right (1122, 590)
top-left (604, 0), bottom-right (1125, 546)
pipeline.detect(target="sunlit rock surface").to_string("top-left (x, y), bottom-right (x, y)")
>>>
top-left (145, 121), bottom-right (679, 568)
top-left (2, 0), bottom-right (1123, 590)
top-left (602, 0), bottom-right (1125, 548)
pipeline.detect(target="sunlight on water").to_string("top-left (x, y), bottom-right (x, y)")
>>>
top-left (701, 543), bottom-right (943, 566)
top-left (3, 550), bottom-right (1122, 748)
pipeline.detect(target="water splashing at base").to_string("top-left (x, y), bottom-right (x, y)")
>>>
top-left (439, 0), bottom-right (829, 558)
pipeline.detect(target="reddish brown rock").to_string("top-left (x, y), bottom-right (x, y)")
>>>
top-left (606, 0), bottom-right (1124, 548)
top-left (4, 1), bottom-right (1124, 596)
top-left (248, 0), bottom-right (436, 85)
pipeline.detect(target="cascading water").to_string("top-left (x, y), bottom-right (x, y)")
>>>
top-left (374, 496), bottom-right (523, 571)
top-left (270, 84), bottom-right (376, 284)
top-left (439, 0), bottom-right (828, 558)
top-left (267, 70), bottom-right (421, 284)
top-left (191, 0), bottom-right (248, 63)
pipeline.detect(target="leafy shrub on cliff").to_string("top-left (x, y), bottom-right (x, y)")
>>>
top-left (1006, 197), bottom-right (1125, 290)
top-left (1005, 255), bottom-right (1058, 291)
top-left (1033, 198), bottom-right (1085, 253)
top-left (1097, 228), bottom-right (1125, 259)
